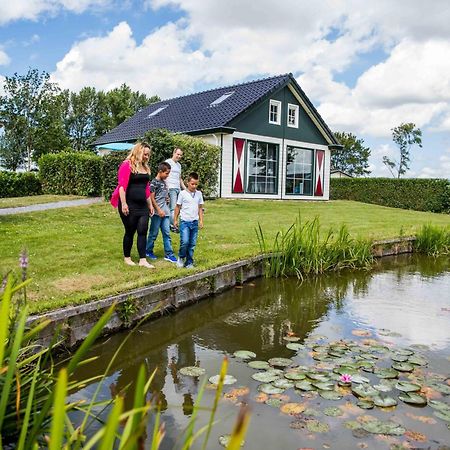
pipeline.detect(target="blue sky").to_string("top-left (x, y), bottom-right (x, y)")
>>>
top-left (1, 0), bottom-right (449, 178)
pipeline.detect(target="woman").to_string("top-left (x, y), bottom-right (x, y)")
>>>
top-left (111, 142), bottom-right (155, 268)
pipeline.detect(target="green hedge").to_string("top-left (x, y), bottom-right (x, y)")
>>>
top-left (39, 152), bottom-right (102, 196)
top-left (330, 178), bottom-right (450, 213)
top-left (0, 171), bottom-right (42, 198)
top-left (101, 151), bottom-right (128, 200)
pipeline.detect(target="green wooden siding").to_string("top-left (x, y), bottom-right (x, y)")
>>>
top-left (229, 85), bottom-right (328, 146)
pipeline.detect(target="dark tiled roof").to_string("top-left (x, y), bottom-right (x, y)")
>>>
top-left (94, 73), bottom-right (339, 145)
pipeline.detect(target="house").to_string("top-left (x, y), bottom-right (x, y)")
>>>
top-left (330, 169), bottom-right (353, 179)
top-left (96, 142), bottom-right (134, 156)
top-left (94, 73), bottom-right (341, 200)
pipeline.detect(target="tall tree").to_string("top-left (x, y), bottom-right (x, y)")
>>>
top-left (0, 69), bottom-right (60, 171)
top-left (332, 131), bottom-right (371, 177)
top-left (383, 122), bottom-right (422, 178)
top-left (64, 87), bottom-right (99, 151)
top-left (95, 84), bottom-right (159, 138)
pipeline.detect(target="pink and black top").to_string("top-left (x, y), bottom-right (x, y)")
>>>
top-left (111, 160), bottom-right (151, 212)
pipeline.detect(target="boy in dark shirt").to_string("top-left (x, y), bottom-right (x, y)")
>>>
top-left (146, 162), bottom-right (177, 262)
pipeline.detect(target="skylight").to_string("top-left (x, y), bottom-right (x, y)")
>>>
top-left (209, 91), bottom-right (234, 107)
top-left (147, 105), bottom-right (168, 118)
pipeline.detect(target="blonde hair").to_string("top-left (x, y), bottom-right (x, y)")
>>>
top-left (126, 142), bottom-right (151, 174)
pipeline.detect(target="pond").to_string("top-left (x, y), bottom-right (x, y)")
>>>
top-left (74, 254), bottom-right (450, 449)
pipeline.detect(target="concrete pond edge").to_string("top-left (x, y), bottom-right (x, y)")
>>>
top-left (28, 237), bottom-right (416, 348)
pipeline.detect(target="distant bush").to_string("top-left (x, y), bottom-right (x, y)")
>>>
top-left (144, 129), bottom-right (221, 197)
top-left (39, 152), bottom-right (102, 196)
top-left (330, 178), bottom-right (450, 213)
top-left (0, 171), bottom-right (42, 198)
top-left (101, 150), bottom-right (128, 200)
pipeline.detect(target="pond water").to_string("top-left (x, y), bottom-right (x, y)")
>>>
top-left (74, 254), bottom-right (450, 449)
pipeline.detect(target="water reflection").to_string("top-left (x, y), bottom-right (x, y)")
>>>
top-left (73, 254), bottom-right (450, 448)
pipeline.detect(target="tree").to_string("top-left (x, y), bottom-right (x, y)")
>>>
top-left (0, 131), bottom-right (26, 171)
top-left (332, 131), bottom-right (371, 177)
top-left (0, 69), bottom-right (60, 171)
top-left (383, 122), bottom-right (422, 178)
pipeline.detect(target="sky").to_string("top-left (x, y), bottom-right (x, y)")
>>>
top-left (0, 0), bottom-right (449, 178)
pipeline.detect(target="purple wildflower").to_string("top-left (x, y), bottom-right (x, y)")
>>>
top-left (19, 250), bottom-right (28, 269)
top-left (340, 373), bottom-right (352, 383)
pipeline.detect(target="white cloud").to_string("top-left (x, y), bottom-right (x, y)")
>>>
top-left (0, 0), bottom-right (113, 25)
top-left (0, 48), bottom-right (10, 66)
top-left (417, 148), bottom-right (450, 178)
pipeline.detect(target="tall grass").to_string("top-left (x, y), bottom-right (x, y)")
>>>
top-left (0, 274), bottom-right (249, 449)
top-left (257, 215), bottom-right (373, 278)
top-left (414, 224), bottom-right (450, 256)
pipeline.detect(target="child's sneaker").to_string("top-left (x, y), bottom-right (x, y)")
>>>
top-left (164, 254), bottom-right (177, 263)
top-left (185, 263), bottom-right (194, 269)
top-left (176, 257), bottom-right (185, 268)
top-left (146, 252), bottom-right (157, 260)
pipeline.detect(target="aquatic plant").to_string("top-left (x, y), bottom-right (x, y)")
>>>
top-left (257, 215), bottom-right (373, 278)
top-left (0, 274), bottom-right (250, 449)
top-left (414, 224), bottom-right (450, 256)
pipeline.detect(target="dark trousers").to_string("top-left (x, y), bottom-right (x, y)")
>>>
top-left (119, 209), bottom-right (149, 258)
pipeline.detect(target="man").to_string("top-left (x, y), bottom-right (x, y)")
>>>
top-left (165, 147), bottom-right (186, 232)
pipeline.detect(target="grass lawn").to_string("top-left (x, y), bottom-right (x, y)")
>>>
top-left (1, 199), bottom-right (449, 314)
top-left (0, 195), bottom-right (85, 209)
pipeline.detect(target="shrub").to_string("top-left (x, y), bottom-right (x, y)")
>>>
top-left (144, 129), bottom-right (221, 197)
top-left (101, 150), bottom-right (128, 200)
top-left (39, 152), bottom-right (102, 196)
top-left (0, 171), bottom-right (42, 198)
top-left (414, 224), bottom-right (450, 256)
top-left (330, 178), bottom-right (450, 213)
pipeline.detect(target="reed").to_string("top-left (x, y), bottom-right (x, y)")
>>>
top-left (257, 215), bottom-right (373, 278)
top-left (0, 274), bottom-right (249, 449)
top-left (414, 224), bottom-right (450, 256)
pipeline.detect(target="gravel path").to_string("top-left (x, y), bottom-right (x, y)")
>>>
top-left (0, 197), bottom-right (104, 215)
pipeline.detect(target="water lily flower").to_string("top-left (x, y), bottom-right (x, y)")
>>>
top-left (340, 373), bottom-right (352, 383)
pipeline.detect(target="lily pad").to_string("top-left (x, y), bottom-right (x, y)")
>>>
top-left (352, 383), bottom-right (378, 398)
top-left (391, 353), bottom-right (409, 362)
top-left (272, 379), bottom-right (294, 390)
top-left (280, 402), bottom-right (306, 415)
top-left (258, 383), bottom-right (284, 395)
top-left (428, 382), bottom-right (450, 395)
top-left (306, 419), bottom-right (330, 433)
top-left (319, 390), bottom-right (342, 400)
top-left (344, 420), bottom-right (361, 430)
top-left (251, 371), bottom-right (279, 383)
top-left (373, 395), bottom-right (397, 407)
top-left (303, 408), bottom-right (321, 417)
top-left (283, 335), bottom-right (301, 342)
top-left (407, 355), bottom-right (427, 366)
top-left (323, 407), bottom-right (343, 417)
top-left (286, 343), bottom-right (304, 351)
top-left (392, 362), bottom-right (415, 372)
top-left (374, 367), bottom-right (399, 379)
top-left (434, 410), bottom-right (450, 422)
top-left (428, 400), bottom-right (450, 413)
top-left (350, 374), bottom-right (370, 384)
top-left (357, 400), bottom-right (374, 409)
top-left (248, 360), bottom-right (270, 370)
top-left (265, 398), bottom-right (285, 408)
top-left (179, 366), bottom-right (206, 377)
top-left (396, 348), bottom-right (414, 356)
top-left (312, 381), bottom-right (335, 391)
top-left (284, 371), bottom-right (306, 381)
top-left (233, 350), bottom-right (256, 360)
top-left (374, 382), bottom-right (393, 392)
top-left (268, 357), bottom-right (293, 368)
top-left (362, 419), bottom-right (405, 436)
top-left (398, 392), bottom-right (427, 405)
top-left (395, 381), bottom-right (421, 392)
top-left (209, 375), bottom-right (237, 386)
top-left (307, 373), bottom-right (330, 382)
top-left (295, 381), bottom-right (314, 391)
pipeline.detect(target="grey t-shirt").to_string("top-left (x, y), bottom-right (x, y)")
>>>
top-left (150, 178), bottom-right (170, 213)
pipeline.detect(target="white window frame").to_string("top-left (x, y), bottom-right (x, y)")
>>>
top-left (268, 99), bottom-right (281, 125)
top-left (287, 103), bottom-right (299, 128)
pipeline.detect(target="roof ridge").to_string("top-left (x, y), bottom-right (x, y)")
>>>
top-left (144, 73), bottom-right (292, 109)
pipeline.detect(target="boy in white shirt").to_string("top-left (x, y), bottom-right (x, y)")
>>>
top-left (173, 172), bottom-right (204, 269)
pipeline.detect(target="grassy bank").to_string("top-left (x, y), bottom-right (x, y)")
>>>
top-left (0, 194), bottom-right (84, 209)
top-left (1, 199), bottom-right (449, 313)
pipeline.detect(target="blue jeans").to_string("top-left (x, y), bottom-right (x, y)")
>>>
top-left (168, 188), bottom-right (180, 227)
top-left (179, 220), bottom-right (199, 266)
top-left (146, 213), bottom-right (174, 256)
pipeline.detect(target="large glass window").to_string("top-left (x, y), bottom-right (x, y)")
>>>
top-left (285, 146), bottom-right (313, 195)
top-left (246, 141), bottom-right (278, 194)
